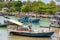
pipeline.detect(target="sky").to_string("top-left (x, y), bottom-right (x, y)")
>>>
top-left (20, 0), bottom-right (60, 4)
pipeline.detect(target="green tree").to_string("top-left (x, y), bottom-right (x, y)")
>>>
top-left (0, 2), bottom-right (3, 10)
top-left (5, 0), bottom-right (58, 13)
top-left (31, 1), bottom-right (45, 13)
top-left (7, 1), bottom-right (22, 12)
top-left (21, 1), bottom-right (32, 12)
top-left (56, 5), bottom-right (60, 11)
top-left (48, 0), bottom-right (56, 13)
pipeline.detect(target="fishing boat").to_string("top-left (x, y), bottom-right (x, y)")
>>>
top-left (7, 24), bottom-right (54, 37)
top-left (6, 19), bottom-right (54, 37)
top-left (18, 16), bottom-right (40, 23)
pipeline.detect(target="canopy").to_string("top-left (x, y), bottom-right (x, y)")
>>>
top-left (6, 19), bottom-right (23, 26)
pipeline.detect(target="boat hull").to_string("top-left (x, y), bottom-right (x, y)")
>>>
top-left (30, 19), bottom-right (40, 23)
top-left (0, 23), bottom-right (7, 27)
top-left (10, 32), bottom-right (54, 37)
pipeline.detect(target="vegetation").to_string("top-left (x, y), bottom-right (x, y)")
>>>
top-left (7, 1), bottom-right (22, 12)
top-left (0, 2), bottom-right (3, 10)
top-left (0, 0), bottom-right (60, 14)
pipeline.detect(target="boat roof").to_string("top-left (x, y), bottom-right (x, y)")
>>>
top-left (6, 19), bottom-right (23, 26)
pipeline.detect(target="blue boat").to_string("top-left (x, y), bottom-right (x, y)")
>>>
top-left (10, 31), bottom-right (54, 37)
top-left (30, 18), bottom-right (40, 23)
top-left (18, 16), bottom-right (40, 23)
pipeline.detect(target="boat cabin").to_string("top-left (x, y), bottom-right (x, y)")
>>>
top-left (7, 25), bottom-right (30, 32)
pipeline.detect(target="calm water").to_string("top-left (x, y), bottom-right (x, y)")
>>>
top-left (0, 16), bottom-right (59, 40)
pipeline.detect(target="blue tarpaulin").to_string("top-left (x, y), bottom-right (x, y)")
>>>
top-left (21, 16), bottom-right (29, 22)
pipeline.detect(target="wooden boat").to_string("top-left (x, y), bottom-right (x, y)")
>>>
top-left (10, 31), bottom-right (54, 37)
top-left (18, 16), bottom-right (40, 23)
top-left (7, 24), bottom-right (54, 37)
